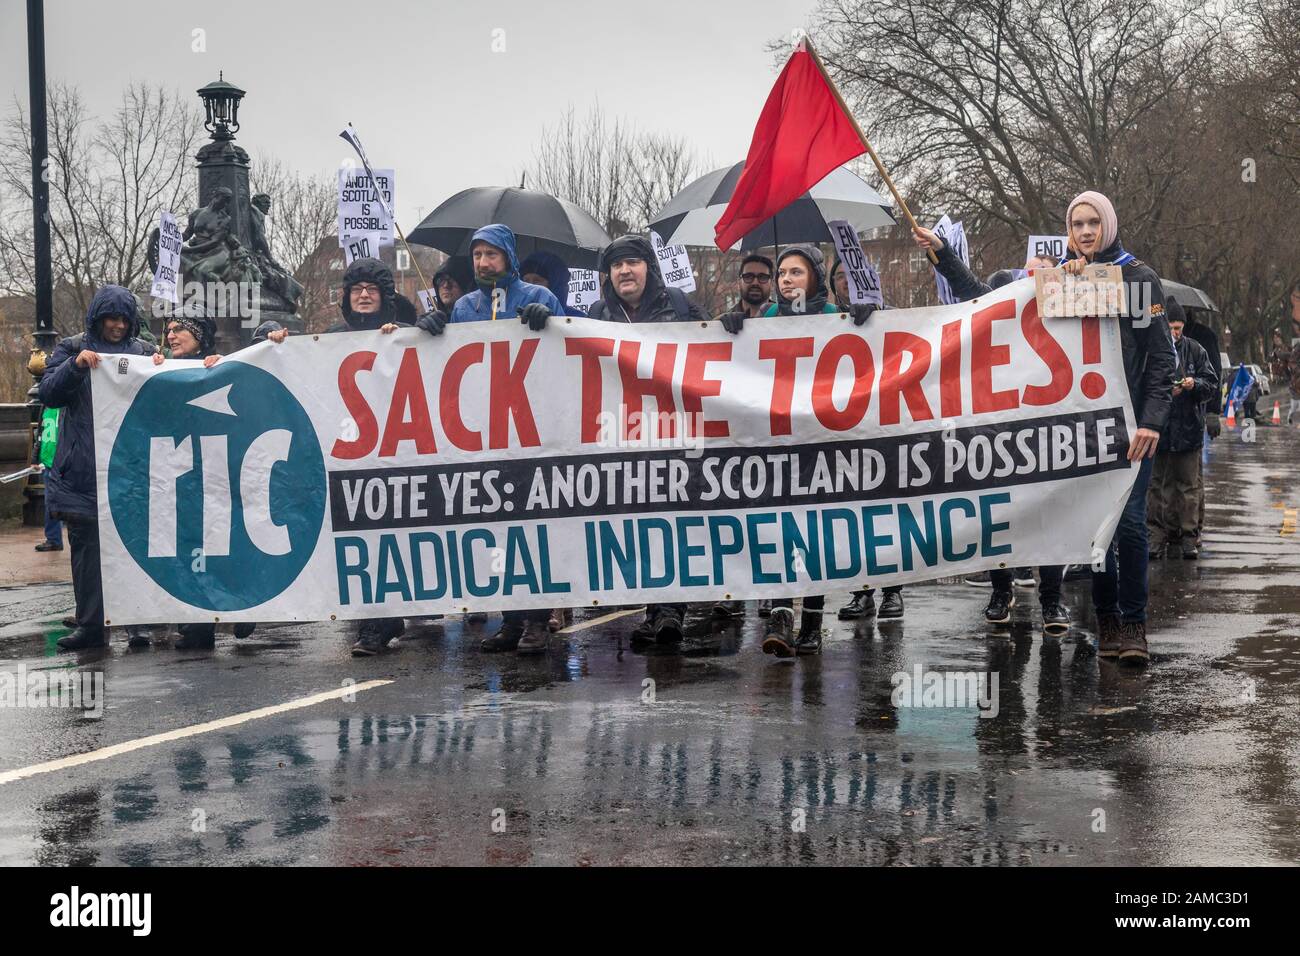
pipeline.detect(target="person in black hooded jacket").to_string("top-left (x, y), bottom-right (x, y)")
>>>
top-left (1147, 297), bottom-right (1217, 559)
top-left (432, 255), bottom-right (474, 315)
top-left (326, 257), bottom-right (418, 655)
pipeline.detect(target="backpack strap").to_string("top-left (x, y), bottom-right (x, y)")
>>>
top-left (664, 286), bottom-right (693, 321)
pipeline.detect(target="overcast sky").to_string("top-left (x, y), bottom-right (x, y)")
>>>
top-left (2, 0), bottom-right (818, 227)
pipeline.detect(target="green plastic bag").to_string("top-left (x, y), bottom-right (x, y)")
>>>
top-left (39, 406), bottom-right (60, 468)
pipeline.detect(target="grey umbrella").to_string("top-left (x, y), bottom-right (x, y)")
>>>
top-left (1161, 279), bottom-right (1218, 313)
top-left (650, 162), bottom-right (895, 250)
top-left (407, 186), bottom-right (611, 268)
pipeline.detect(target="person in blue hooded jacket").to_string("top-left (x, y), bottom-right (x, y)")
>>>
top-left (520, 250), bottom-right (587, 317)
top-left (448, 224), bottom-right (562, 655)
top-left (451, 223), bottom-right (566, 329)
top-left (39, 284), bottom-right (157, 652)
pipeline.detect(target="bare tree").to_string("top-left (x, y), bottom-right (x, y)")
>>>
top-left (249, 152), bottom-right (337, 276)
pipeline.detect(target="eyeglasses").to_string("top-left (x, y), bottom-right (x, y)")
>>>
top-left (352, 283), bottom-right (380, 295)
top-left (740, 272), bottom-right (772, 282)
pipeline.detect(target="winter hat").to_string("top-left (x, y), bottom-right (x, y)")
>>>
top-left (1066, 190), bottom-right (1119, 253)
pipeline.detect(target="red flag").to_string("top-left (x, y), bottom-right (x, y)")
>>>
top-left (714, 43), bottom-right (866, 250)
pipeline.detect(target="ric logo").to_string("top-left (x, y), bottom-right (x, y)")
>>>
top-left (108, 362), bottom-right (326, 610)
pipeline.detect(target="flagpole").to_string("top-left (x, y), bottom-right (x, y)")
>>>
top-left (804, 42), bottom-right (938, 265)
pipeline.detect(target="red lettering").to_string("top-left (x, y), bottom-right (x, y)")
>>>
top-left (439, 342), bottom-right (484, 451)
top-left (379, 347), bottom-right (437, 457)
top-left (566, 337), bottom-right (616, 442)
top-left (939, 319), bottom-right (963, 418)
top-left (489, 338), bottom-right (540, 449)
top-left (760, 337), bottom-right (815, 436)
top-left (970, 300), bottom-right (1019, 414)
top-left (812, 334), bottom-right (874, 431)
top-left (1020, 298), bottom-right (1072, 406)
top-left (879, 331), bottom-right (933, 426)
top-left (331, 351), bottom-right (379, 460)
top-left (681, 342), bottom-right (731, 438)
top-left (617, 341), bottom-right (678, 439)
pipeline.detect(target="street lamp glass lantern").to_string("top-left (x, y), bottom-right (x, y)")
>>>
top-left (197, 73), bottom-right (245, 137)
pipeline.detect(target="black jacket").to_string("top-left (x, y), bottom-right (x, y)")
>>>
top-left (587, 234), bottom-right (709, 324)
top-left (1159, 334), bottom-right (1218, 453)
top-left (933, 239), bottom-right (993, 301)
top-left (326, 256), bottom-right (416, 333)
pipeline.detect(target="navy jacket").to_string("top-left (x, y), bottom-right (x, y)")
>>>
top-left (39, 285), bottom-right (157, 519)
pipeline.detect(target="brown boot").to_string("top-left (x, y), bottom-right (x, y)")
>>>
top-left (1118, 620), bottom-right (1149, 665)
top-left (548, 607), bottom-right (571, 632)
top-left (1098, 615), bottom-right (1122, 659)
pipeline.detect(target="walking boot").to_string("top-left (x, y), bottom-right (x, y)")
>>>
top-left (350, 618), bottom-right (401, 657)
top-left (762, 607), bottom-right (795, 658)
top-left (125, 626), bottom-right (151, 649)
top-left (55, 627), bottom-right (106, 652)
top-left (1097, 614), bottom-right (1122, 659)
top-left (653, 607), bottom-right (684, 644)
top-left (517, 619), bottom-right (551, 655)
top-left (1118, 620), bottom-right (1150, 665)
top-left (837, 590), bottom-right (875, 620)
top-left (794, 611), bottom-right (823, 655)
top-left (756, 599), bottom-right (772, 618)
top-left (233, 623), bottom-right (256, 639)
top-left (547, 607), bottom-right (571, 632)
top-left (176, 623), bottom-right (216, 650)
top-left (878, 590), bottom-right (905, 620)
top-left (479, 617), bottom-right (524, 653)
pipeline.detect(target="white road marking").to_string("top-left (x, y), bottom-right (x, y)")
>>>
top-left (0, 679), bottom-right (394, 787)
top-left (558, 608), bottom-right (644, 634)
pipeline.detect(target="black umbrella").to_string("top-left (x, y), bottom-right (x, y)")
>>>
top-left (650, 162), bottom-right (895, 250)
top-left (1161, 279), bottom-right (1218, 313)
top-left (407, 186), bottom-right (610, 269)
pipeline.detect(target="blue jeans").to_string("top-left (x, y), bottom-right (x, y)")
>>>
top-left (1092, 457), bottom-right (1153, 624)
top-left (43, 498), bottom-right (63, 545)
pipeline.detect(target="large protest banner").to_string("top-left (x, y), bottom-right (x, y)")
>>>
top-left (93, 279), bottom-right (1136, 625)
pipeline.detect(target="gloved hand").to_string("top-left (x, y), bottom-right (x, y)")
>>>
top-left (518, 303), bottom-right (551, 332)
top-left (1205, 414), bottom-right (1221, 439)
top-left (851, 303), bottom-right (879, 326)
top-left (719, 311), bottom-right (746, 334)
top-left (416, 309), bottom-right (448, 335)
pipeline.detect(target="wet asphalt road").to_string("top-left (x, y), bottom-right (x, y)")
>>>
top-left (1, 425), bottom-right (1298, 867)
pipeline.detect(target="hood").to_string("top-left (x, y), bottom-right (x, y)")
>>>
top-left (84, 285), bottom-right (141, 339)
top-left (470, 223), bottom-right (520, 290)
top-left (340, 256), bottom-right (399, 328)
top-left (251, 319), bottom-right (285, 345)
top-left (598, 234), bottom-right (666, 314)
top-left (518, 250), bottom-right (571, 299)
top-left (167, 305), bottom-right (218, 357)
top-left (775, 244), bottom-right (830, 315)
top-left (433, 255), bottom-right (474, 306)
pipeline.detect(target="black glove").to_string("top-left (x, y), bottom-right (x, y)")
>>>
top-left (518, 302), bottom-right (551, 332)
top-left (416, 309), bottom-right (447, 335)
top-left (720, 311), bottom-right (746, 334)
top-left (1205, 414), bottom-right (1221, 439)
top-left (851, 303), bottom-right (879, 326)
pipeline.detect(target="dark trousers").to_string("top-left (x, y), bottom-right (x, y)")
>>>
top-left (849, 586), bottom-right (901, 598)
top-left (503, 609), bottom-right (552, 626)
top-left (64, 516), bottom-right (103, 632)
top-left (990, 566), bottom-right (1064, 604)
top-left (1093, 457), bottom-right (1153, 624)
top-left (1147, 448), bottom-right (1199, 548)
top-left (773, 595), bottom-right (825, 612)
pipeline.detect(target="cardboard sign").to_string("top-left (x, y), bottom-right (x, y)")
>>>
top-left (337, 168), bottom-right (395, 247)
top-left (1035, 264), bottom-right (1126, 318)
top-left (650, 230), bottom-right (696, 293)
top-left (1026, 235), bottom-right (1068, 265)
top-left (416, 289), bottom-right (438, 314)
top-left (827, 219), bottom-right (883, 306)
top-left (932, 215), bottom-right (967, 305)
top-left (150, 211), bottom-right (183, 304)
top-left (341, 232), bottom-right (384, 266)
top-left (567, 268), bottom-right (601, 313)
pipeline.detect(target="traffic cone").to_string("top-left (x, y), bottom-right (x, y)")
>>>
top-left (1226, 401), bottom-right (1236, 429)
top-left (1273, 401), bottom-right (1281, 425)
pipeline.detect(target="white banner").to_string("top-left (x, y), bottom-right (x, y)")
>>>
top-left (1027, 235), bottom-right (1068, 265)
top-left (340, 232), bottom-right (384, 266)
top-left (150, 211), bottom-right (183, 305)
top-left (566, 268), bottom-right (600, 313)
top-left (827, 219), bottom-right (883, 307)
top-left (650, 230), bottom-right (696, 293)
top-left (337, 167), bottom-right (395, 247)
top-left (93, 280), bottom-right (1136, 624)
top-left (932, 215), bottom-right (968, 305)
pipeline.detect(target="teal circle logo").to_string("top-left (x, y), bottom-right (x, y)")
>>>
top-left (108, 361), bottom-right (325, 611)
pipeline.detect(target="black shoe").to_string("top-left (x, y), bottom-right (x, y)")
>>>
top-left (34, 540), bottom-right (63, 552)
top-left (762, 608), bottom-right (795, 657)
top-left (480, 619), bottom-right (524, 652)
top-left (878, 590), bottom-right (904, 620)
top-left (1181, 542), bottom-right (1199, 559)
top-left (964, 571), bottom-right (993, 587)
top-left (56, 627), bottom-right (106, 652)
top-left (711, 601), bottom-right (741, 619)
top-left (233, 622), bottom-right (256, 639)
top-left (466, 611), bottom-right (489, 624)
top-left (630, 613), bottom-right (656, 646)
top-left (1118, 620), bottom-right (1149, 665)
top-left (125, 626), bottom-right (151, 649)
top-left (61, 615), bottom-right (77, 628)
top-left (795, 612), bottom-right (823, 655)
top-left (1012, 568), bottom-right (1036, 588)
top-left (984, 590), bottom-right (1014, 624)
top-left (653, 610), bottom-right (684, 644)
top-left (176, 623), bottom-right (216, 650)
top-left (1041, 602), bottom-right (1070, 635)
top-left (350, 618), bottom-right (401, 656)
top-left (756, 599), bottom-right (772, 618)
top-left (837, 590), bottom-right (875, 619)
top-left (517, 620), bottom-right (551, 655)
